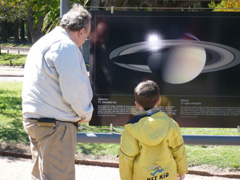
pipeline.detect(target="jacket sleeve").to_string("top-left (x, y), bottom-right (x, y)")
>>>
top-left (168, 121), bottom-right (188, 175)
top-left (51, 42), bottom-right (93, 120)
top-left (118, 129), bottom-right (140, 180)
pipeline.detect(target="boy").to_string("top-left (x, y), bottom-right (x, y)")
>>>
top-left (118, 80), bottom-right (188, 180)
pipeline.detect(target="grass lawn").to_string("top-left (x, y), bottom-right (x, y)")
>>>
top-left (0, 41), bottom-right (29, 66)
top-left (0, 81), bottom-right (239, 170)
top-left (0, 53), bottom-right (26, 66)
top-left (0, 81), bottom-right (28, 143)
top-left (0, 41), bottom-right (31, 48)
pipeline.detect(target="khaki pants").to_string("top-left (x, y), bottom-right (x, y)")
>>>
top-left (23, 118), bottom-right (77, 180)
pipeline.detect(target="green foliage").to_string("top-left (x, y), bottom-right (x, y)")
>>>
top-left (23, 0), bottom-right (60, 35)
top-left (0, 53), bottom-right (26, 66)
top-left (0, 82), bottom-right (29, 143)
top-left (1, 0), bottom-right (61, 43)
top-left (83, 0), bottom-right (90, 6)
top-left (42, 10), bottom-right (60, 34)
top-left (28, 0), bottom-right (60, 27)
top-left (181, 128), bottom-right (239, 136)
top-left (11, 56), bottom-right (26, 66)
top-left (186, 145), bottom-right (240, 169)
top-left (42, 0), bottom-right (90, 34)
top-left (0, 42), bottom-right (31, 48)
top-left (209, 0), bottom-right (240, 12)
top-left (97, 0), bottom-right (205, 10)
top-left (76, 143), bottom-right (119, 156)
top-left (0, 0), bottom-right (27, 21)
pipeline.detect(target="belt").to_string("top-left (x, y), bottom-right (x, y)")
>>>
top-left (26, 118), bottom-right (79, 129)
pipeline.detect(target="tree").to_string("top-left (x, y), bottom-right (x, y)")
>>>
top-left (0, 0), bottom-right (211, 44)
top-left (0, 0), bottom-right (61, 43)
top-left (0, 0), bottom-right (24, 42)
top-left (90, 0), bottom-right (201, 10)
top-left (20, 19), bottom-right (26, 41)
top-left (90, 0), bottom-right (101, 7)
top-left (209, 0), bottom-right (240, 12)
top-left (0, 21), bottom-right (8, 42)
top-left (24, 0), bottom-right (60, 43)
top-left (14, 19), bottom-right (20, 43)
top-left (0, 0), bottom-right (21, 14)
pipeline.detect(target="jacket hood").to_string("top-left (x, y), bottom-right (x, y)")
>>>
top-left (125, 112), bottom-right (170, 146)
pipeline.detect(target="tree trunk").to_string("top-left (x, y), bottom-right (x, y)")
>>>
top-left (14, 19), bottom-right (20, 43)
top-left (90, 0), bottom-right (101, 10)
top-left (20, 19), bottom-right (26, 42)
top-left (1, 21), bottom-right (8, 42)
top-left (27, 7), bottom-right (44, 43)
top-left (26, 24), bottom-right (32, 43)
top-left (123, 0), bottom-right (129, 7)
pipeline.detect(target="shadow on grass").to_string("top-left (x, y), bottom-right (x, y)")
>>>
top-left (76, 143), bottom-right (119, 156)
top-left (0, 94), bottom-right (29, 143)
top-left (0, 119), bottom-right (29, 143)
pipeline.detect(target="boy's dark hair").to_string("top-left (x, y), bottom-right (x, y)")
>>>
top-left (134, 80), bottom-right (160, 110)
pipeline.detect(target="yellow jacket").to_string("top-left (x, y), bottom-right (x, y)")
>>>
top-left (118, 111), bottom-right (188, 180)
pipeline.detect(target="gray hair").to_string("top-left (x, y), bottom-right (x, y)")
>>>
top-left (60, 4), bottom-right (91, 31)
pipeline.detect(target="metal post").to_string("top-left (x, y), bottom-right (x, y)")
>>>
top-left (110, 123), bottom-right (113, 132)
top-left (183, 135), bottom-right (240, 146)
top-left (111, 6), bottom-right (114, 14)
top-left (77, 133), bottom-right (121, 144)
top-left (76, 133), bottom-right (240, 145)
top-left (60, 0), bottom-right (71, 18)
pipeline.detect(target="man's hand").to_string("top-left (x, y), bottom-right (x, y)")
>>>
top-left (78, 117), bottom-right (91, 124)
top-left (178, 174), bottom-right (185, 180)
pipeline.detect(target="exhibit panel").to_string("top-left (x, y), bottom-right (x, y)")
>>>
top-left (89, 11), bottom-right (240, 127)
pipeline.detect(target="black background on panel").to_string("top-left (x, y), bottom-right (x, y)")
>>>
top-left (89, 11), bottom-right (240, 127)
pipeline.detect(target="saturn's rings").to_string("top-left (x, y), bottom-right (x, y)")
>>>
top-left (109, 40), bottom-right (240, 73)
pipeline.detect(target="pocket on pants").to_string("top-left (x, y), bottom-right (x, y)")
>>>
top-left (56, 122), bottom-right (77, 143)
top-left (57, 122), bottom-right (67, 142)
top-left (23, 119), bottom-right (56, 141)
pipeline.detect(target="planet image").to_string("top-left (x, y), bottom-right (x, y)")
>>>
top-left (162, 46), bottom-right (206, 84)
top-left (109, 38), bottom-right (240, 84)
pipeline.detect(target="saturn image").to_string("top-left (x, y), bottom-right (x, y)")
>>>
top-left (109, 33), bottom-right (240, 84)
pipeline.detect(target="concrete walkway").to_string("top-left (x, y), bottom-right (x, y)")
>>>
top-left (1, 156), bottom-right (239, 180)
top-left (0, 65), bottom-right (24, 77)
top-left (0, 47), bottom-right (29, 55)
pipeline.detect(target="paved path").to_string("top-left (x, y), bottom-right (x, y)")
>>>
top-left (0, 47), bottom-right (29, 55)
top-left (0, 65), bottom-right (24, 77)
top-left (1, 156), bottom-right (239, 180)
top-left (0, 65), bottom-right (24, 82)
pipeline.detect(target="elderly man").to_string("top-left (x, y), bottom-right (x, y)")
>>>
top-left (22, 4), bottom-right (93, 180)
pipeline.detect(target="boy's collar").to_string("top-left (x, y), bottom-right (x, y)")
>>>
top-left (135, 107), bottom-right (160, 116)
